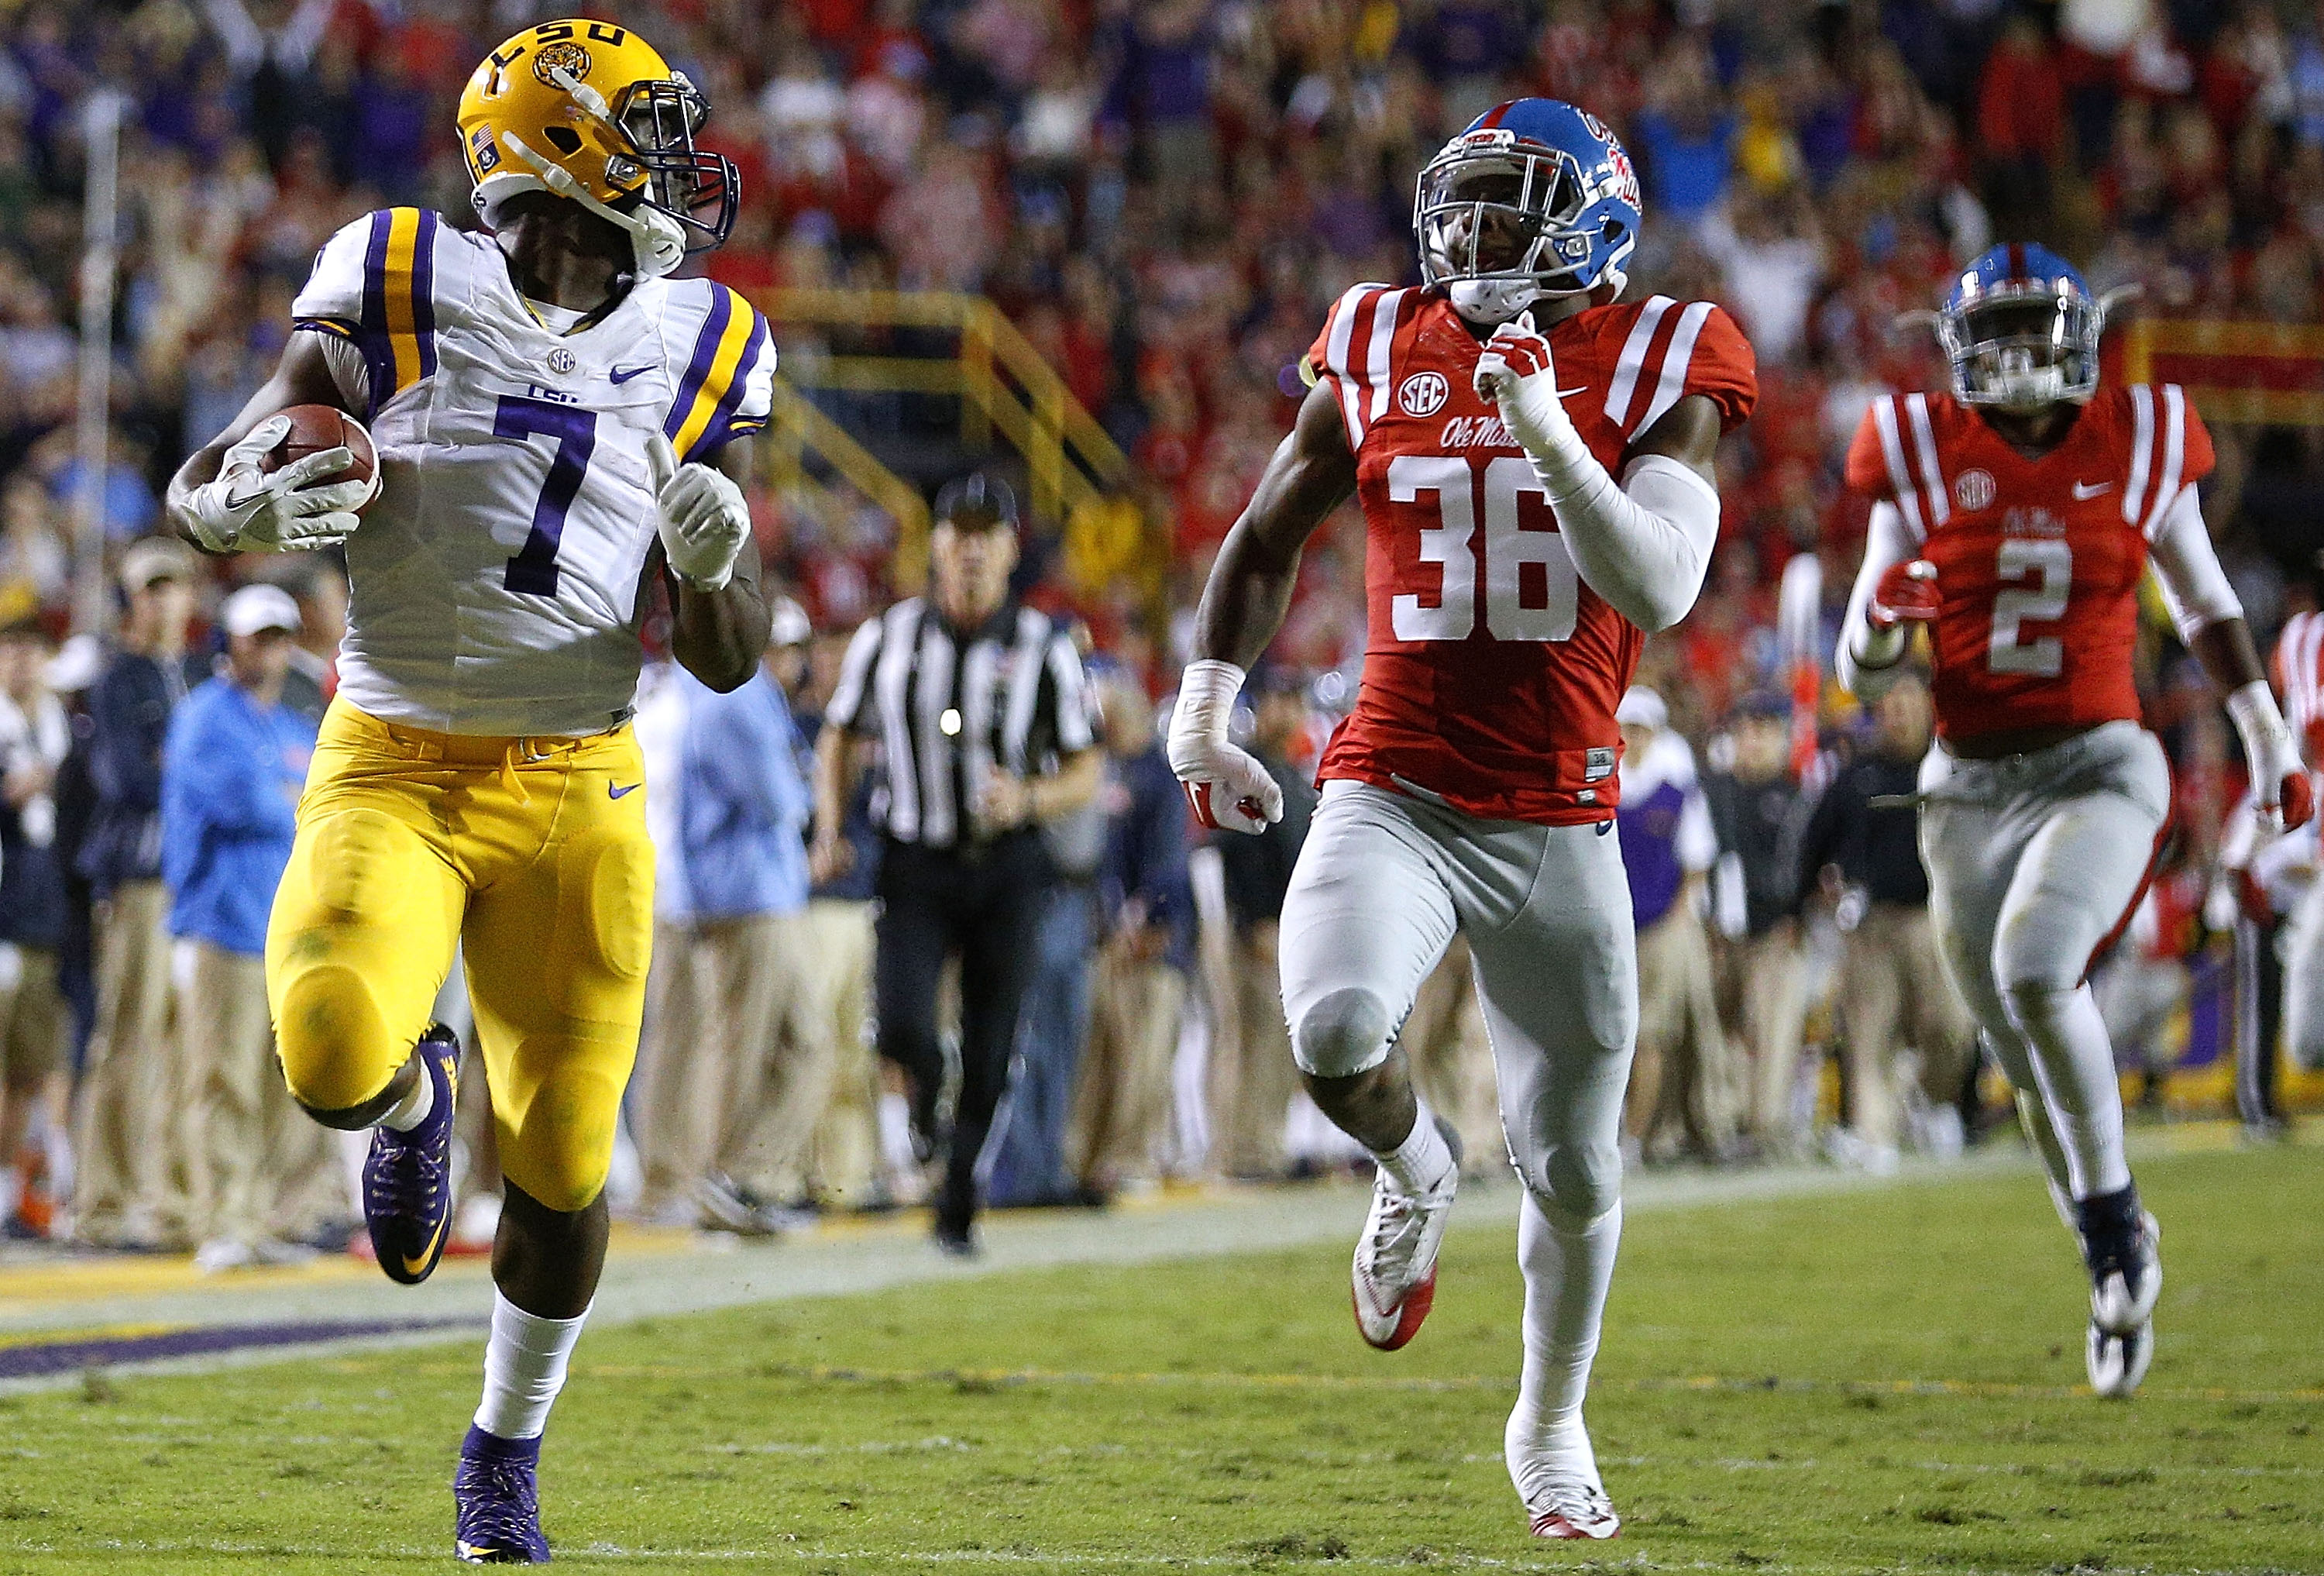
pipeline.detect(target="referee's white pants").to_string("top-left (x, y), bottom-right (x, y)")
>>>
top-left (1277, 780), bottom-right (1636, 1225)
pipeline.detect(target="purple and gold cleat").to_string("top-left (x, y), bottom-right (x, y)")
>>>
top-left (362, 1024), bottom-right (460, 1286)
top-left (455, 1425), bottom-right (549, 1564)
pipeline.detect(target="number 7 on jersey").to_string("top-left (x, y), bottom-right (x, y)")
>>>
top-left (495, 394), bottom-right (599, 597)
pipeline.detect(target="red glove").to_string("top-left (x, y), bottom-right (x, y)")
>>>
top-left (1869, 559), bottom-right (1941, 630)
top-left (2276, 769), bottom-right (2315, 834)
top-left (1473, 313), bottom-right (1556, 400)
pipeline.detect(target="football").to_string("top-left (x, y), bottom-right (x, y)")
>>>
top-left (260, 404), bottom-right (376, 504)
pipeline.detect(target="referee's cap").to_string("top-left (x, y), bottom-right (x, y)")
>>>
top-left (1615, 686), bottom-right (1667, 731)
top-left (932, 472), bottom-right (1019, 532)
top-left (768, 596), bottom-right (812, 649)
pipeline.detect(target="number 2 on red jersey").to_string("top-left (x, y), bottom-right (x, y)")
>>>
top-left (1989, 539), bottom-right (2070, 676)
top-left (1386, 455), bottom-right (1579, 643)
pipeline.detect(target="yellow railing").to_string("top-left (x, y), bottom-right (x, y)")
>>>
top-left (2123, 318), bottom-right (2324, 425)
top-left (751, 290), bottom-right (1154, 598)
top-left (755, 381), bottom-right (936, 588)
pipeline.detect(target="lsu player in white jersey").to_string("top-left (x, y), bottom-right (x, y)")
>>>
top-left (164, 22), bottom-right (772, 1562)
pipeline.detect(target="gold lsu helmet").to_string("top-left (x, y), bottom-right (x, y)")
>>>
top-left (457, 19), bottom-right (737, 278)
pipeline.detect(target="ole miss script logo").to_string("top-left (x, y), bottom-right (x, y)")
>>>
top-left (1400, 372), bottom-right (1449, 418)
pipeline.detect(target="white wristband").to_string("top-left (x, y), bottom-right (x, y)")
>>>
top-left (1174, 659), bottom-right (1245, 742)
top-left (2226, 680), bottom-right (2298, 779)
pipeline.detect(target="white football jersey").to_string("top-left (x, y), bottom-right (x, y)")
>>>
top-left (293, 207), bottom-right (775, 736)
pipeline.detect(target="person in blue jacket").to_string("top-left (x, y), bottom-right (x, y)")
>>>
top-left (163, 583), bottom-right (337, 1269)
top-left (633, 601), bottom-right (818, 1234)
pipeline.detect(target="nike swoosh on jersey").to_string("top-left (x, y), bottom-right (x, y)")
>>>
top-left (608, 365), bottom-right (653, 385)
top-left (609, 782), bottom-right (641, 799)
top-left (2072, 481), bottom-right (2114, 499)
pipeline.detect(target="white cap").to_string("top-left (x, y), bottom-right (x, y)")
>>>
top-left (769, 596), bottom-right (812, 648)
top-left (222, 583), bottom-right (302, 638)
top-left (44, 632), bottom-right (103, 693)
top-left (1615, 686), bottom-right (1667, 731)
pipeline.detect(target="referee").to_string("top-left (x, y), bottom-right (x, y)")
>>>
top-left (811, 475), bottom-right (1101, 1254)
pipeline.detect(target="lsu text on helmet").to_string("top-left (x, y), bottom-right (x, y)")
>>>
top-left (458, 19), bottom-right (737, 280)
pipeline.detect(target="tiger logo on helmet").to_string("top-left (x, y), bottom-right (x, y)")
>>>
top-left (457, 20), bottom-right (737, 279)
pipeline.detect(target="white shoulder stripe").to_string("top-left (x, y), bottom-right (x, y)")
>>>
top-left (1603, 296), bottom-right (1674, 428)
top-left (1364, 288), bottom-right (1408, 425)
top-left (1905, 393), bottom-right (1949, 528)
top-left (1636, 301), bottom-right (1713, 432)
top-left (2123, 385), bottom-right (2155, 528)
top-left (1870, 396), bottom-right (1926, 543)
top-left (2140, 384), bottom-right (2186, 539)
top-left (1323, 284), bottom-right (1376, 380)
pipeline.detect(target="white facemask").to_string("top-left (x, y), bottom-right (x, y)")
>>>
top-left (1990, 348), bottom-right (2067, 411)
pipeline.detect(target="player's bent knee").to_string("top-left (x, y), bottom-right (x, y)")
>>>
top-left (1290, 987), bottom-right (1394, 1079)
top-left (273, 962), bottom-right (404, 1114)
top-left (1524, 1142), bottom-right (1622, 1227)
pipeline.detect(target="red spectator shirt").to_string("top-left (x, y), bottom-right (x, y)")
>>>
top-left (1305, 287), bottom-right (1756, 824)
top-left (1844, 385), bottom-right (2215, 743)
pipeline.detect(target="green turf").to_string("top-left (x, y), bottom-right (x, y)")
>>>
top-left (3, 1144), bottom-right (2319, 1573)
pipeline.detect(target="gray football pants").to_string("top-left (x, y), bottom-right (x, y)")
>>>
top-left (1278, 780), bottom-right (1637, 1224)
top-left (1918, 721), bottom-right (2169, 1201)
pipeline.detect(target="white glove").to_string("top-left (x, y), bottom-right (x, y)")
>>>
top-left (2226, 680), bottom-right (2315, 834)
top-left (174, 413), bottom-right (376, 553)
top-left (1166, 659), bottom-right (1284, 835)
top-left (646, 432), bottom-right (751, 592)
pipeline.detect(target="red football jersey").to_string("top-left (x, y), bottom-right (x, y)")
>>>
top-left (2272, 609), bottom-right (2324, 765)
top-left (1305, 287), bottom-right (1755, 823)
top-left (1844, 385), bottom-right (2215, 742)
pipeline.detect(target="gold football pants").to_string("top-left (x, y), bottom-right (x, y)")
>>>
top-left (266, 700), bottom-right (654, 1212)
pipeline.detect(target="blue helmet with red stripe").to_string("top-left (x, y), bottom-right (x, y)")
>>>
top-left (1413, 98), bottom-right (1642, 325)
top-left (1939, 243), bottom-right (2104, 409)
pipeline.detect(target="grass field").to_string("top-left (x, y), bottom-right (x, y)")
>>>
top-left (3, 1142), bottom-right (2319, 1574)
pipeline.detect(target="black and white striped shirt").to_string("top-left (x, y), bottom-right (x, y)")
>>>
top-left (825, 599), bottom-right (1095, 848)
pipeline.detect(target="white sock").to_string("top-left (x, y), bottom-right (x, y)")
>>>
top-left (474, 1291), bottom-right (590, 1441)
top-left (2006, 982), bottom-right (2133, 1199)
top-left (1506, 1192), bottom-right (1622, 1503)
top-left (380, 1053), bottom-right (435, 1133)
top-left (1370, 1097), bottom-right (1454, 1196)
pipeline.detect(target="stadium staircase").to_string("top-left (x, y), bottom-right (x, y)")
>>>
top-left (750, 288), bottom-right (1147, 596)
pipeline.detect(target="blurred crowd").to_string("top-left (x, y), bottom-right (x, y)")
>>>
top-left (2, 0), bottom-right (2322, 1257)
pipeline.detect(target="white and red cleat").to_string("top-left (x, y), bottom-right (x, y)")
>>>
top-left (1526, 1482), bottom-right (1621, 1540)
top-left (1349, 1117), bottom-right (1461, 1351)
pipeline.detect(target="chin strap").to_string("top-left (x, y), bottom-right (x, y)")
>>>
top-left (498, 131), bottom-right (685, 279)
